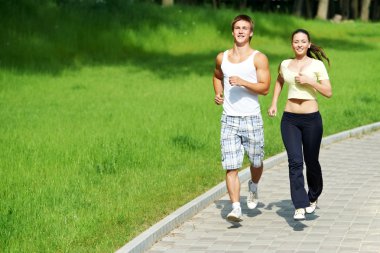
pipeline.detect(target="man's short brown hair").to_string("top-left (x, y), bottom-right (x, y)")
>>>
top-left (231, 14), bottom-right (254, 33)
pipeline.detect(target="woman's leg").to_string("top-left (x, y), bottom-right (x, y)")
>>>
top-left (281, 113), bottom-right (309, 209)
top-left (302, 112), bottom-right (323, 203)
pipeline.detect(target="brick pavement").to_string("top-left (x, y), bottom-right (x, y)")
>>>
top-left (147, 130), bottom-right (380, 253)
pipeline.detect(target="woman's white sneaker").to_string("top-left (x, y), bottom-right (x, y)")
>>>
top-left (305, 200), bottom-right (317, 214)
top-left (293, 208), bottom-right (306, 220)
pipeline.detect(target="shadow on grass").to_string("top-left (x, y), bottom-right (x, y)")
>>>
top-left (0, 2), bottom-right (375, 76)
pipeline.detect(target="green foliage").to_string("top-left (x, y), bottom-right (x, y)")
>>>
top-left (1, 2), bottom-right (380, 253)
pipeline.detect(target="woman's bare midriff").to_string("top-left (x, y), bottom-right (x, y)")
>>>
top-left (284, 98), bottom-right (319, 114)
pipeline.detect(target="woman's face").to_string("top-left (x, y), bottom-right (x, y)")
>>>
top-left (292, 32), bottom-right (311, 57)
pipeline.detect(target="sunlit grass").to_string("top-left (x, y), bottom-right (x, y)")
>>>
top-left (0, 2), bottom-right (380, 252)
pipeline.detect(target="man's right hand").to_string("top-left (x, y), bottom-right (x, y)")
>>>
top-left (214, 94), bottom-right (224, 105)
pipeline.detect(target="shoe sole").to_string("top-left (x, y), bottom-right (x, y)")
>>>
top-left (227, 215), bottom-right (242, 222)
top-left (294, 217), bottom-right (305, 221)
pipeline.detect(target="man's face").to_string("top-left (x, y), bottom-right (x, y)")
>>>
top-left (232, 20), bottom-right (253, 43)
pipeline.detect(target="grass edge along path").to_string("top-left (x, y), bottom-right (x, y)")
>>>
top-left (1, 3), bottom-right (380, 253)
top-left (117, 122), bottom-right (380, 253)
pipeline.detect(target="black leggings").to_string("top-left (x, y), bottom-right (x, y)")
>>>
top-left (281, 111), bottom-right (323, 209)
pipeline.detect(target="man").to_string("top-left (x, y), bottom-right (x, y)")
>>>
top-left (213, 14), bottom-right (270, 222)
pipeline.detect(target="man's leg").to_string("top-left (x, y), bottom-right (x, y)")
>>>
top-left (244, 114), bottom-right (264, 209)
top-left (250, 164), bottom-right (263, 184)
top-left (226, 169), bottom-right (242, 222)
top-left (247, 164), bottom-right (262, 209)
top-left (226, 169), bottom-right (240, 203)
top-left (221, 115), bottom-right (243, 221)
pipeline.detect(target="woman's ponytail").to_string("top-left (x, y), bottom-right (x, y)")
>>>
top-left (308, 43), bottom-right (330, 66)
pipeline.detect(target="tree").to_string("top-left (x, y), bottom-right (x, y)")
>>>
top-left (340, 0), bottom-right (350, 19)
top-left (304, 0), bottom-right (313, 18)
top-left (361, 0), bottom-right (372, 21)
top-left (316, 0), bottom-right (329, 20)
top-left (371, 0), bottom-right (380, 20)
top-left (162, 0), bottom-right (174, 6)
top-left (293, 0), bottom-right (304, 17)
top-left (351, 0), bottom-right (359, 19)
top-left (239, 0), bottom-right (248, 9)
top-left (292, 0), bottom-right (312, 18)
top-left (212, 0), bottom-right (219, 9)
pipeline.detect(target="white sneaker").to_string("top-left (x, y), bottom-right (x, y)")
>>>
top-left (293, 208), bottom-right (305, 220)
top-left (227, 207), bottom-right (242, 222)
top-left (247, 180), bottom-right (258, 209)
top-left (305, 200), bottom-right (317, 214)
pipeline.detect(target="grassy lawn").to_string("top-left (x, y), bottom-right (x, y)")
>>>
top-left (1, 3), bottom-right (380, 252)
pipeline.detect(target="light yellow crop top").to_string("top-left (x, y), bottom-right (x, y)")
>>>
top-left (280, 59), bottom-right (329, 100)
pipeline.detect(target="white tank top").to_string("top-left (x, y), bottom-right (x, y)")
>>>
top-left (221, 50), bottom-right (260, 116)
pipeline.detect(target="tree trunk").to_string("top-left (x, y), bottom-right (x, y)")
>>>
top-left (239, 0), bottom-right (248, 9)
top-left (162, 0), bottom-right (174, 7)
top-left (361, 0), bottom-right (372, 21)
top-left (351, 0), bottom-right (359, 19)
top-left (305, 0), bottom-right (313, 18)
top-left (212, 0), bottom-right (218, 9)
top-left (316, 0), bottom-right (329, 20)
top-left (263, 0), bottom-right (271, 12)
top-left (340, 0), bottom-right (350, 19)
top-left (293, 0), bottom-right (304, 17)
top-left (372, 0), bottom-right (380, 20)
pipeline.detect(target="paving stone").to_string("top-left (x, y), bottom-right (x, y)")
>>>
top-left (144, 130), bottom-right (380, 253)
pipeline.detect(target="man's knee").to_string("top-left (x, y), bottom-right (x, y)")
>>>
top-left (226, 169), bottom-right (239, 176)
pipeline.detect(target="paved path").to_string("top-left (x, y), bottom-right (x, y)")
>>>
top-left (147, 130), bottom-right (380, 253)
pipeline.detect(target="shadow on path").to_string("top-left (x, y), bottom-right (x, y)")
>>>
top-left (214, 198), bottom-right (266, 228)
top-left (265, 199), bottom-right (318, 231)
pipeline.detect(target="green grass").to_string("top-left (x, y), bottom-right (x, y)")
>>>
top-left (1, 3), bottom-right (380, 252)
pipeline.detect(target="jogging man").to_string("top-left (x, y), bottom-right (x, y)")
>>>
top-left (213, 14), bottom-right (270, 222)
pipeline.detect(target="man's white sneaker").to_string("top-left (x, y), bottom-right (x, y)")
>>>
top-left (305, 200), bottom-right (317, 214)
top-left (293, 208), bottom-right (306, 220)
top-left (227, 207), bottom-right (242, 222)
top-left (247, 180), bottom-right (258, 209)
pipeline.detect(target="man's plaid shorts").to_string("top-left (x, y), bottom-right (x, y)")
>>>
top-left (220, 114), bottom-right (264, 170)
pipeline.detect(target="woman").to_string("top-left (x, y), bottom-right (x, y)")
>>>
top-left (268, 29), bottom-right (332, 220)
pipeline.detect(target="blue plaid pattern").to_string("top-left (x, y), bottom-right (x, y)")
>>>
top-left (220, 114), bottom-right (264, 170)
